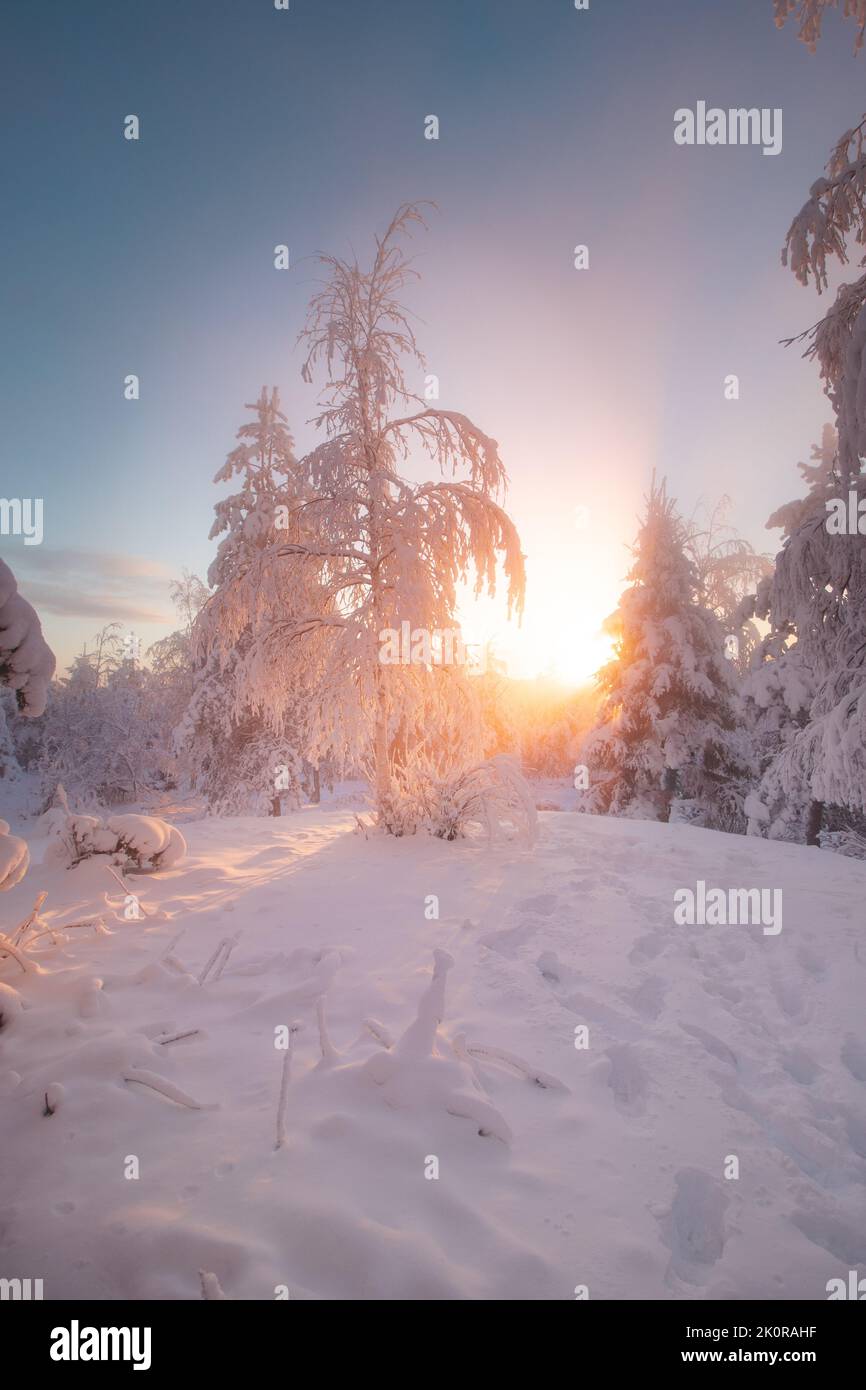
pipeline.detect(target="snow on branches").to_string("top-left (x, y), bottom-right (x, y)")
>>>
top-left (578, 481), bottom-right (746, 826)
top-left (773, 0), bottom-right (866, 53)
top-left (193, 206), bottom-right (526, 828)
top-left (0, 558), bottom-right (56, 718)
top-left (765, 0), bottom-right (866, 822)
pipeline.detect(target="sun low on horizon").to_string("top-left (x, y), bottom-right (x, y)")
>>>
top-left (457, 505), bottom-right (626, 686)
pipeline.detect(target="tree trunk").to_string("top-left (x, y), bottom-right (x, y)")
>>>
top-left (805, 799), bottom-right (823, 847)
top-left (311, 765), bottom-right (320, 804)
top-left (358, 353), bottom-right (392, 819)
top-left (271, 796), bottom-right (281, 817)
top-left (374, 688), bottom-right (391, 812)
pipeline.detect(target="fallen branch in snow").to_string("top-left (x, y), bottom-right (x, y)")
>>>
top-left (212, 934), bottom-right (239, 981)
top-left (104, 864), bottom-right (157, 919)
top-left (43, 1083), bottom-right (64, 1116)
top-left (199, 1271), bottom-right (229, 1300)
top-left (275, 1021), bottom-right (301, 1150)
top-left (195, 934), bottom-right (237, 989)
top-left (463, 1042), bottom-right (569, 1092)
top-left (157, 1029), bottom-right (201, 1046)
top-left (123, 1068), bottom-right (216, 1110)
top-left (363, 1018), bottom-right (394, 1050)
top-left (25, 918), bottom-right (106, 949)
top-left (315, 995), bottom-right (339, 1066)
top-left (450, 1032), bottom-right (486, 1091)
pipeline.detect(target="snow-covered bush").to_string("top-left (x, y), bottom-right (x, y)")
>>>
top-left (0, 819), bottom-right (29, 892)
top-left (106, 816), bottom-right (187, 869)
top-left (46, 808), bottom-right (187, 871)
top-left (819, 826), bottom-right (866, 858)
top-left (383, 753), bottom-right (538, 845)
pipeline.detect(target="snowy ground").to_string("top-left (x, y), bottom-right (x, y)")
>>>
top-left (1, 804), bottom-right (865, 1301)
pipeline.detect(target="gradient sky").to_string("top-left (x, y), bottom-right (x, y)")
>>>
top-left (2, 0), bottom-right (864, 681)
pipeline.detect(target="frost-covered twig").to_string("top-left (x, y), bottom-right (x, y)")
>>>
top-left (43, 1083), bottom-right (64, 1116)
top-left (0, 934), bottom-right (33, 973)
top-left (212, 934), bottom-right (239, 981)
top-left (363, 1018), bottom-right (394, 1050)
top-left (198, 937), bottom-right (231, 985)
top-left (465, 1042), bottom-right (569, 1092)
top-left (315, 995), bottom-right (339, 1065)
top-left (275, 1021), bottom-right (301, 1150)
top-left (162, 928), bottom-right (187, 959)
top-left (124, 1068), bottom-right (216, 1110)
top-left (199, 1270), bottom-right (229, 1300)
top-left (450, 1032), bottom-right (486, 1091)
top-left (11, 891), bottom-right (48, 947)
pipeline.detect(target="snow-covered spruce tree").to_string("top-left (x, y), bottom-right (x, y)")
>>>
top-left (578, 481), bottom-right (746, 826)
top-left (200, 206), bottom-right (526, 831)
top-left (182, 388), bottom-right (314, 814)
top-left (731, 431), bottom-right (833, 841)
top-left (754, 65), bottom-right (866, 829)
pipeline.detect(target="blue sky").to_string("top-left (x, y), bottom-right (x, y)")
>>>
top-left (1, 0), bottom-right (864, 679)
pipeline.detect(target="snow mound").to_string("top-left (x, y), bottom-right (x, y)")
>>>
top-left (0, 820), bottom-right (29, 892)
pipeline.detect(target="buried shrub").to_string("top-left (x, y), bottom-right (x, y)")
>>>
top-left (381, 753), bottom-right (538, 845)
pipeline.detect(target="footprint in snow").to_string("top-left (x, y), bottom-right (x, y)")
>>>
top-left (628, 933), bottom-right (664, 965)
top-left (536, 950), bottom-right (578, 991)
top-left (701, 978), bottom-right (743, 1006)
top-left (791, 1206), bottom-right (866, 1268)
top-left (629, 975), bottom-right (666, 1021)
top-left (841, 1034), bottom-right (866, 1084)
top-left (662, 1168), bottom-right (729, 1279)
top-left (679, 1023), bottom-right (738, 1071)
top-left (770, 977), bottom-right (808, 1022)
top-left (479, 921), bottom-right (539, 958)
top-left (516, 894), bottom-right (558, 916)
top-left (843, 1109), bottom-right (866, 1161)
top-left (604, 1044), bottom-right (648, 1115)
top-left (780, 1047), bottom-right (821, 1086)
top-left (797, 944), bottom-right (826, 980)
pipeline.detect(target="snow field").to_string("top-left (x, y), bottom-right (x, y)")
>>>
top-left (1, 808), bottom-right (865, 1300)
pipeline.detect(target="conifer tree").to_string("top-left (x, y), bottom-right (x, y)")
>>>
top-left (579, 481), bottom-right (745, 824)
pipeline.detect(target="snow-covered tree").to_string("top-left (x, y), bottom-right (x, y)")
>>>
top-left (774, 0), bottom-right (866, 52)
top-left (182, 389), bottom-right (314, 814)
top-left (758, 21), bottom-right (866, 825)
top-left (578, 481), bottom-right (746, 826)
top-left (0, 557), bottom-right (55, 718)
top-left (199, 207), bottom-right (525, 830)
top-left (0, 691), bottom-right (23, 786)
top-left (34, 649), bottom-right (167, 808)
top-left (683, 497), bottom-right (773, 674)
